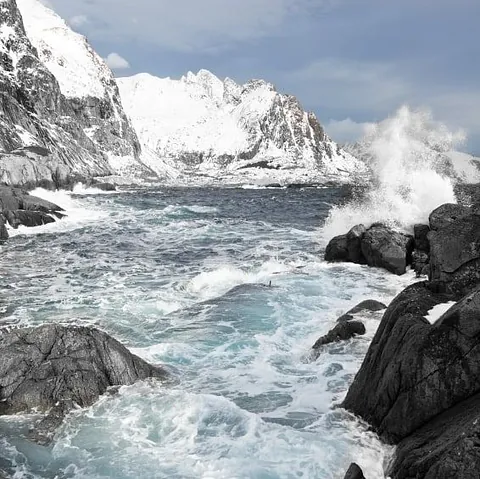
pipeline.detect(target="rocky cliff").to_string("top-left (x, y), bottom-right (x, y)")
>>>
top-left (0, 0), bottom-right (149, 187)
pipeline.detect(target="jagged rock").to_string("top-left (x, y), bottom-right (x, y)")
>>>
top-left (0, 185), bottom-right (63, 232)
top-left (0, 324), bottom-right (168, 444)
top-left (360, 224), bottom-right (413, 275)
top-left (343, 283), bottom-right (480, 444)
top-left (428, 203), bottom-right (471, 231)
top-left (388, 392), bottom-right (480, 479)
top-left (337, 299), bottom-right (387, 322)
top-left (411, 250), bottom-right (429, 277)
top-left (343, 463), bottom-right (366, 479)
top-left (312, 321), bottom-right (366, 359)
top-left (413, 224), bottom-right (430, 252)
top-left (346, 224), bottom-right (367, 263)
top-left (428, 210), bottom-right (480, 296)
top-left (0, 0), bottom-right (149, 187)
top-left (0, 215), bottom-right (7, 240)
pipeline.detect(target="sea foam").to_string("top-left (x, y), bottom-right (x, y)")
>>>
top-left (324, 106), bottom-right (464, 238)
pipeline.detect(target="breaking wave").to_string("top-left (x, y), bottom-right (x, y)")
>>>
top-left (324, 106), bottom-right (464, 237)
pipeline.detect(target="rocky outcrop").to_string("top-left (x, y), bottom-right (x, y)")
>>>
top-left (343, 463), bottom-right (366, 479)
top-left (0, 0), bottom-right (150, 187)
top-left (311, 299), bottom-right (386, 360)
top-left (0, 324), bottom-right (168, 444)
top-left (325, 223), bottom-right (414, 275)
top-left (0, 184), bottom-right (64, 238)
top-left (341, 200), bottom-right (480, 478)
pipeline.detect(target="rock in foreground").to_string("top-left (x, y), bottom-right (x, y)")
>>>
top-left (0, 324), bottom-right (168, 443)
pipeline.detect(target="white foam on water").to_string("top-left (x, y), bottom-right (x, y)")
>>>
top-left (72, 183), bottom-right (118, 195)
top-left (324, 106), bottom-right (462, 238)
top-left (425, 301), bottom-right (456, 324)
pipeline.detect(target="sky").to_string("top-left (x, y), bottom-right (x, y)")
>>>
top-left (45, 0), bottom-right (480, 154)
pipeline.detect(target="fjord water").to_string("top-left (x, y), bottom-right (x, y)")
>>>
top-left (0, 185), bottom-right (415, 479)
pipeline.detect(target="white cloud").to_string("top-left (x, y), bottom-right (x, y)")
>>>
top-left (325, 118), bottom-right (375, 144)
top-left (105, 52), bottom-right (130, 70)
top-left (69, 15), bottom-right (88, 28)
top-left (47, 0), bottom-right (320, 52)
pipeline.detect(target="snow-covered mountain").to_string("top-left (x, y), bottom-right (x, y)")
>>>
top-left (118, 71), bottom-right (365, 184)
top-left (0, 0), bottom-right (150, 187)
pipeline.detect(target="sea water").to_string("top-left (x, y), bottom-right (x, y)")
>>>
top-left (0, 107), bottom-right (462, 479)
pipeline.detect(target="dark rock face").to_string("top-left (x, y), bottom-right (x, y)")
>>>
top-left (360, 225), bottom-right (413, 275)
top-left (428, 210), bottom-right (480, 296)
top-left (325, 223), bottom-right (413, 275)
top-left (312, 321), bottom-right (366, 351)
top-left (388, 392), bottom-right (480, 479)
top-left (413, 224), bottom-right (430, 252)
top-left (343, 463), bottom-right (366, 479)
top-left (337, 299), bottom-right (387, 322)
top-left (0, 185), bottom-right (64, 237)
top-left (429, 203), bottom-right (471, 231)
top-left (342, 282), bottom-right (456, 442)
top-left (0, 0), bottom-right (149, 187)
top-left (0, 324), bottom-right (168, 443)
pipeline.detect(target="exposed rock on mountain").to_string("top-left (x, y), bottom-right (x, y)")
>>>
top-left (0, 324), bottom-right (169, 444)
top-left (117, 70), bottom-right (365, 183)
top-left (0, 0), bottom-right (149, 187)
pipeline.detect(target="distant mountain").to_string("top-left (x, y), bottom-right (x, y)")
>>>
top-left (0, 0), bottom-right (150, 187)
top-left (117, 71), bottom-right (365, 184)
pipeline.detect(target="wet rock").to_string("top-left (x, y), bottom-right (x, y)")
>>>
top-left (0, 215), bottom-right (7, 240)
top-left (312, 320), bottom-right (366, 358)
top-left (413, 223), bottom-right (430, 252)
top-left (411, 250), bottom-right (429, 277)
top-left (360, 224), bottom-right (414, 275)
top-left (325, 233), bottom-right (349, 262)
top-left (343, 463), bottom-right (366, 479)
top-left (4, 209), bottom-right (55, 228)
top-left (337, 299), bottom-right (387, 322)
top-left (428, 210), bottom-right (480, 296)
top-left (343, 283), bottom-right (480, 444)
top-left (428, 203), bottom-right (471, 231)
top-left (388, 391), bottom-right (480, 479)
top-left (0, 324), bottom-right (169, 444)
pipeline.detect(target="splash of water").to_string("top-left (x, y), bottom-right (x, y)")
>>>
top-left (324, 106), bottom-right (465, 237)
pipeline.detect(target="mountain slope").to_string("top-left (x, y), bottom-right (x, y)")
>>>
top-left (0, 0), bottom-right (149, 187)
top-left (118, 70), bottom-right (364, 183)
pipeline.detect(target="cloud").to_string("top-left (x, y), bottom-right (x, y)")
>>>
top-left (325, 118), bottom-right (374, 144)
top-left (47, 0), bottom-right (321, 52)
top-left (69, 15), bottom-right (88, 28)
top-left (105, 52), bottom-right (130, 70)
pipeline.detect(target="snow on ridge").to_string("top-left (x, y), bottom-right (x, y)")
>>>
top-left (117, 69), bottom-right (364, 181)
top-left (17, 0), bottom-right (111, 99)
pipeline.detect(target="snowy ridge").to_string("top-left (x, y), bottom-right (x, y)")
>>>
top-left (118, 70), bottom-right (365, 183)
top-left (17, 0), bottom-right (108, 99)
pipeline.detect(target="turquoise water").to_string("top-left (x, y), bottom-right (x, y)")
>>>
top-left (0, 186), bottom-right (412, 479)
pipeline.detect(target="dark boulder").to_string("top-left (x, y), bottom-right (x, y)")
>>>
top-left (0, 215), bottom-right (7, 240)
top-left (337, 299), bottom-right (387, 322)
top-left (411, 250), bottom-right (429, 277)
top-left (360, 224), bottom-right (413, 275)
top-left (413, 223), bottom-right (430, 252)
top-left (343, 283), bottom-right (480, 443)
top-left (428, 210), bottom-right (480, 296)
top-left (428, 203), bottom-right (471, 231)
top-left (0, 185), bottom-right (64, 233)
top-left (312, 320), bottom-right (366, 359)
top-left (325, 233), bottom-right (349, 262)
top-left (388, 391), bottom-right (480, 479)
top-left (4, 209), bottom-right (55, 228)
top-left (0, 324), bottom-right (169, 444)
top-left (343, 463), bottom-right (366, 479)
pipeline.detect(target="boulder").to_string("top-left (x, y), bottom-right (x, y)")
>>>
top-left (312, 320), bottom-right (366, 359)
top-left (428, 203), bottom-right (471, 231)
top-left (337, 299), bottom-right (387, 322)
top-left (0, 324), bottom-right (168, 443)
top-left (325, 233), bottom-right (349, 262)
top-left (411, 250), bottom-right (429, 277)
top-left (343, 463), bottom-right (366, 479)
top-left (413, 223), bottom-right (430, 252)
top-left (388, 392), bottom-right (480, 479)
top-left (428, 211), bottom-right (480, 296)
top-left (0, 185), bottom-right (64, 232)
top-left (360, 224), bottom-right (413, 275)
top-left (0, 215), bottom-right (7, 240)
top-left (343, 283), bottom-right (480, 443)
